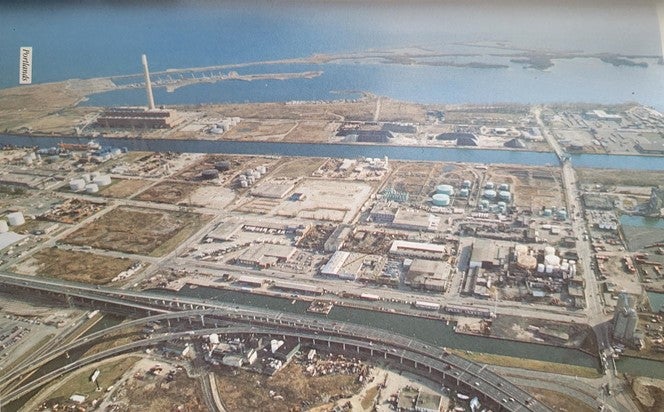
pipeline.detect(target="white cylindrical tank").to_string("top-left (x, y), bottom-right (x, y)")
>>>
top-left (544, 246), bottom-right (556, 256)
top-left (7, 212), bottom-right (25, 226)
top-left (240, 180), bottom-right (248, 188)
top-left (29, 152), bottom-right (37, 160)
top-left (257, 165), bottom-right (267, 174)
top-left (561, 262), bottom-right (570, 272)
top-left (85, 184), bottom-right (99, 194)
top-left (23, 155), bottom-right (33, 166)
top-left (82, 174), bottom-right (92, 183)
top-left (90, 171), bottom-right (101, 179)
top-left (544, 254), bottom-right (560, 266)
top-left (239, 174), bottom-right (247, 181)
top-left (93, 175), bottom-right (112, 186)
top-left (70, 179), bottom-right (86, 192)
top-left (545, 265), bottom-right (554, 274)
top-left (0, 220), bottom-right (8, 233)
top-left (537, 263), bottom-right (545, 273)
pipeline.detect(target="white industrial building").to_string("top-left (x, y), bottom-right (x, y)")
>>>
top-left (389, 240), bottom-right (446, 260)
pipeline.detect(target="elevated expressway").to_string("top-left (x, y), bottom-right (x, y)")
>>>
top-left (0, 272), bottom-right (550, 411)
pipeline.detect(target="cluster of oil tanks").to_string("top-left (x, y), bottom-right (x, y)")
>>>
top-left (236, 165), bottom-right (268, 188)
top-left (69, 173), bottom-right (112, 193)
top-left (536, 245), bottom-right (577, 275)
top-left (431, 180), bottom-right (475, 206)
top-left (200, 160), bottom-right (233, 180)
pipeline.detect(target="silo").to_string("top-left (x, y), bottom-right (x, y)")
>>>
top-left (557, 210), bottom-right (568, 220)
top-left (483, 189), bottom-right (497, 199)
top-left (498, 191), bottom-right (511, 201)
top-left (498, 183), bottom-right (510, 191)
top-left (462, 180), bottom-right (472, 188)
top-left (436, 184), bottom-right (455, 196)
top-left (252, 171), bottom-right (261, 179)
top-left (544, 246), bottom-right (556, 256)
top-left (85, 184), bottom-right (99, 194)
top-left (29, 152), bottom-right (37, 160)
top-left (459, 188), bottom-right (469, 197)
top-left (537, 263), bottom-right (545, 273)
top-left (93, 175), bottom-right (112, 186)
top-left (431, 194), bottom-right (451, 206)
top-left (545, 265), bottom-right (554, 274)
top-left (239, 174), bottom-right (247, 182)
top-left (7, 212), bottom-right (25, 226)
top-left (0, 220), bottom-right (8, 233)
top-left (240, 180), bottom-right (249, 188)
top-left (485, 182), bottom-right (494, 190)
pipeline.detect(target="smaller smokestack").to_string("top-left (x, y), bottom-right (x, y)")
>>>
top-left (141, 54), bottom-right (156, 110)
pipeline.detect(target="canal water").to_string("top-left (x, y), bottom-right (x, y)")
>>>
top-left (172, 285), bottom-right (599, 370)
top-left (2, 133), bottom-right (664, 170)
top-left (619, 215), bottom-right (664, 229)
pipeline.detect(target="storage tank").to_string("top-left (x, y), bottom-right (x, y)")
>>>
top-left (85, 183), bottom-right (99, 194)
top-left (498, 183), bottom-right (510, 191)
top-left (7, 212), bottom-right (25, 226)
top-left (240, 180), bottom-right (249, 188)
top-left (517, 255), bottom-right (537, 270)
top-left (462, 180), bottom-right (472, 188)
top-left (69, 179), bottom-right (86, 192)
top-left (485, 182), bottom-right (494, 190)
top-left (257, 165), bottom-right (267, 174)
top-left (239, 174), bottom-right (247, 181)
top-left (537, 263), bottom-right (545, 273)
top-left (82, 174), bottom-right (92, 183)
top-left (201, 169), bottom-right (220, 179)
top-left (514, 244), bottom-right (528, 256)
top-left (561, 262), bottom-right (570, 272)
top-left (23, 155), bottom-right (33, 166)
top-left (214, 161), bottom-right (231, 171)
top-left (0, 220), bottom-right (8, 233)
top-left (90, 171), bottom-right (101, 179)
top-left (544, 246), bottom-right (556, 256)
top-left (545, 265), bottom-right (554, 274)
top-left (436, 184), bottom-right (455, 196)
top-left (93, 175), bottom-right (112, 186)
top-left (459, 188), bottom-right (469, 197)
top-left (483, 189), bottom-right (497, 199)
top-left (431, 194), bottom-right (451, 206)
top-left (544, 254), bottom-right (560, 267)
top-left (557, 210), bottom-right (568, 220)
top-left (498, 191), bottom-right (512, 201)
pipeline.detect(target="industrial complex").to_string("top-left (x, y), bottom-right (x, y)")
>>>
top-left (0, 55), bottom-right (662, 412)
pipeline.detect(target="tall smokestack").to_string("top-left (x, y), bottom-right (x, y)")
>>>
top-left (141, 54), bottom-right (156, 110)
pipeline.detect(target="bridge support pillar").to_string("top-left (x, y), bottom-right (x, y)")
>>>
top-left (188, 317), bottom-right (192, 325)
top-left (384, 352), bottom-right (387, 359)
top-left (200, 315), bottom-right (205, 326)
top-left (167, 319), bottom-right (171, 328)
top-left (428, 365), bottom-right (431, 373)
top-left (342, 343), bottom-right (346, 351)
top-left (357, 345), bottom-right (360, 354)
top-left (370, 349), bottom-right (374, 356)
top-left (313, 339), bottom-right (316, 345)
top-left (327, 340), bottom-right (330, 348)
top-left (297, 336), bottom-right (301, 343)
top-left (414, 361), bottom-right (418, 368)
top-left (400, 356), bottom-right (403, 364)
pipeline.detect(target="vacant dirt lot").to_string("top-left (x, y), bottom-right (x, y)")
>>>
top-left (577, 168), bottom-right (664, 187)
top-left (527, 387), bottom-right (595, 412)
top-left (135, 181), bottom-right (199, 204)
top-left (14, 248), bottom-right (133, 285)
top-left (99, 179), bottom-right (152, 199)
top-left (64, 206), bottom-right (210, 256)
top-left (215, 361), bottom-right (361, 412)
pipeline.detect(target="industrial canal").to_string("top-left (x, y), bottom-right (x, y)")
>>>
top-left (2, 134), bottom-right (664, 170)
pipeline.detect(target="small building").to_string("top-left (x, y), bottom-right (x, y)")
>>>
top-left (415, 392), bottom-right (442, 412)
top-left (324, 224), bottom-right (353, 252)
top-left (469, 239), bottom-right (507, 270)
top-left (405, 259), bottom-right (452, 292)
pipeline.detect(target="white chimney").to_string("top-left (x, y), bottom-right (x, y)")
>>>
top-left (141, 54), bottom-right (156, 110)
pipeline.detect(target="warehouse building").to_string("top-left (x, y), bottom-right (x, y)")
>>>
top-left (235, 243), bottom-right (296, 268)
top-left (391, 209), bottom-right (440, 232)
top-left (405, 259), bottom-right (452, 292)
top-left (389, 240), bottom-right (446, 260)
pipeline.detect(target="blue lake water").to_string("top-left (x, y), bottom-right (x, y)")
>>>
top-left (2, 1), bottom-right (664, 109)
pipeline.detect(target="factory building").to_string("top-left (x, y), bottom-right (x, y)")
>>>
top-left (391, 209), bottom-right (439, 232)
top-left (235, 243), bottom-right (296, 268)
top-left (369, 203), bottom-right (398, 223)
top-left (97, 55), bottom-right (181, 129)
top-left (389, 240), bottom-right (446, 260)
top-left (469, 239), bottom-right (508, 270)
top-left (405, 259), bottom-right (452, 292)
